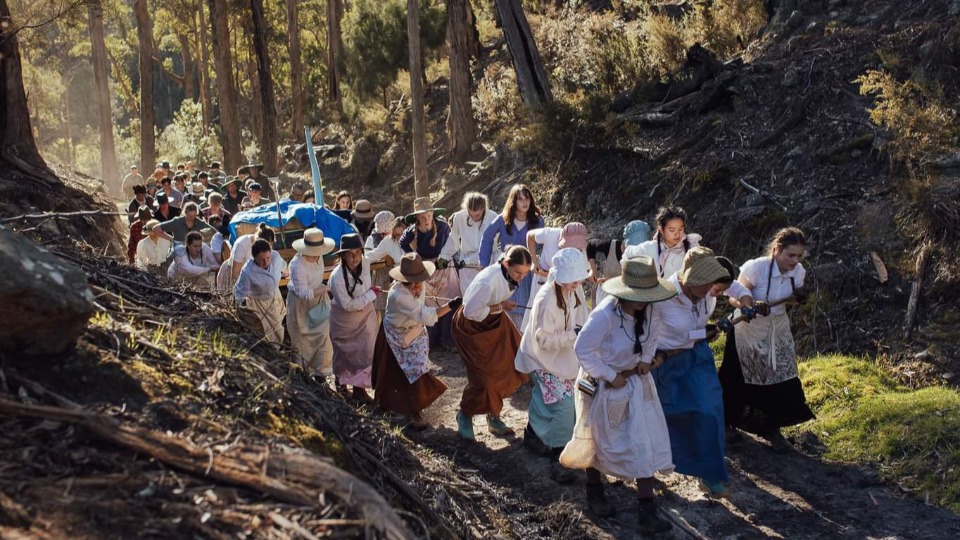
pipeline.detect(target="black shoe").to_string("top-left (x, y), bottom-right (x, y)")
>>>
top-left (637, 498), bottom-right (672, 535)
top-left (549, 460), bottom-right (576, 484)
top-left (586, 483), bottom-right (615, 517)
top-left (762, 429), bottom-right (794, 454)
top-left (522, 424), bottom-right (552, 457)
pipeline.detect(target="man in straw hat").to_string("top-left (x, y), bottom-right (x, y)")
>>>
top-left (652, 246), bottom-right (744, 498)
top-left (452, 245), bottom-right (532, 441)
top-left (373, 253), bottom-right (460, 430)
top-left (400, 197), bottom-right (457, 348)
top-left (127, 206), bottom-right (154, 265)
top-left (351, 199), bottom-right (376, 239)
top-left (514, 248), bottom-right (591, 484)
top-left (286, 228), bottom-right (337, 380)
top-left (558, 255), bottom-right (676, 530)
top-left (239, 161), bottom-right (274, 200)
top-left (220, 176), bottom-right (247, 215)
top-left (328, 233), bottom-right (382, 404)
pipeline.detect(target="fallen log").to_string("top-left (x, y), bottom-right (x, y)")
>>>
top-left (0, 393), bottom-right (412, 540)
top-left (904, 243), bottom-right (933, 341)
top-left (753, 96), bottom-right (812, 149)
top-left (0, 209), bottom-right (125, 224)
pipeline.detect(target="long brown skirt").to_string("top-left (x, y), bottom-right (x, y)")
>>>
top-left (452, 308), bottom-right (527, 416)
top-left (372, 325), bottom-right (447, 416)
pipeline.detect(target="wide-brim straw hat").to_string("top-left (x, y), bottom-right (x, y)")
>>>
top-left (222, 176), bottom-right (242, 189)
top-left (680, 246), bottom-right (731, 287)
top-left (145, 219), bottom-right (160, 230)
top-left (602, 255), bottom-right (678, 303)
top-left (293, 228), bottom-right (336, 257)
top-left (353, 199), bottom-right (375, 220)
top-left (389, 252), bottom-right (435, 283)
top-left (334, 233), bottom-right (364, 255)
top-left (404, 197), bottom-right (446, 224)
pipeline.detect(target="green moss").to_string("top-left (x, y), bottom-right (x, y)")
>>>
top-left (792, 355), bottom-right (960, 511)
top-left (124, 360), bottom-right (169, 397)
top-left (264, 412), bottom-right (353, 470)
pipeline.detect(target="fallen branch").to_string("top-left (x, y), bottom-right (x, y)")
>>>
top-left (739, 178), bottom-right (789, 211)
top-left (0, 209), bottom-right (125, 224)
top-left (0, 393), bottom-right (412, 540)
top-left (753, 96), bottom-right (812, 149)
top-left (904, 243), bottom-right (934, 341)
top-left (651, 125), bottom-right (721, 168)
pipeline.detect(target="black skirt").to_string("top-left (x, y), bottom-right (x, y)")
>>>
top-left (718, 330), bottom-right (815, 433)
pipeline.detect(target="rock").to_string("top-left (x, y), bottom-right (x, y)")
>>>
top-left (786, 146), bottom-right (804, 158)
top-left (950, 0), bottom-right (960, 17)
top-left (787, 36), bottom-right (802, 53)
top-left (919, 40), bottom-right (935, 60)
top-left (746, 193), bottom-right (765, 207)
top-left (376, 141), bottom-right (410, 187)
top-left (786, 10), bottom-right (803, 30)
top-left (0, 226), bottom-right (93, 355)
top-left (346, 135), bottom-right (383, 185)
top-left (783, 67), bottom-right (801, 87)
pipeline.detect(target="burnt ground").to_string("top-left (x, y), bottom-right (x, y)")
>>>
top-left (416, 347), bottom-right (960, 539)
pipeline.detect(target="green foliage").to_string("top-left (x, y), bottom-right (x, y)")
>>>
top-left (157, 100), bottom-right (222, 167)
top-left (343, 0), bottom-right (446, 103)
top-left (794, 355), bottom-right (960, 511)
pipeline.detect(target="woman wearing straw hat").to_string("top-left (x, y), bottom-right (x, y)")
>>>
top-left (653, 246), bottom-right (736, 497)
top-left (439, 192), bottom-right (500, 294)
top-left (515, 248), bottom-right (590, 483)
top-left (524, 222), bottom-right (588, 330)
top-left (558, 255), bottom-right (677, 532)
top-left (352, 199), bottom-right (377, 239)
top-left (399, 197), bottom-right (457, 348)
top-left (624, 206), bottom-right (702, 279)
top-left (365, 212), bottom-right (405, 313)
top-left (234, 238), bottom-right (289, 344)
top-left (286, 228), bottom-right (337, 380)
top-left (453, 245), bottom-right (532, 440)
top-left (329, 233), bottom-right (382, 403)
top-left (719, 227), bottom-right (813, 452)
top-left (372, 253), bottom-right (459, 429)
top-left (479, 184), bottom-right (546, 330)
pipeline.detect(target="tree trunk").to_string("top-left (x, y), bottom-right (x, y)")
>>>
top-left (177, 32), bottom-right (195, 101)
top-left (407, 0), bottom-right (429, 197)
top-left (61, 54), bottom-right (76, 168)
top-left (251, 0), bottom-right (278, 178)
top-left (197, 0), bottom-right (212, 130)
top-left (208, 0), bottom-right (243, 172)
top-left (88, 0), bottom-right (120, 197)
top-left (326, 0), bottom-right (344, 115)
top-left (134, 0), bottom-right (156, 174)
top-left (464, 0), bottom-right (481, 59)
top-left (447, 0), bottom-right (476, 164)
top-left (245, 30), bottom-right (264, 158)
top-left (286, 0), bottom-right (305, 140)
top-left (494, 0), bottom-right (552, 106)
top-left (0, 0), bottom-right (59, 187)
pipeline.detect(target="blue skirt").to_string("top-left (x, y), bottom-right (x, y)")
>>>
top-left (653, 341), bottom-right (729, 483)
top-left (528, 372), bottom-right (576, 449)
top-left (508, 271), bottom-right (533, 329)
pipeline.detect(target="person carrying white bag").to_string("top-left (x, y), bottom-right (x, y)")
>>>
top-left (559, 255), bottom-right (677, 534)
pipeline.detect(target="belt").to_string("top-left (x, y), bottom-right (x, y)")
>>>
top-left (660, 338), bottom-right (708, 359)
top-left (489, 305), bottom-right (503, 315)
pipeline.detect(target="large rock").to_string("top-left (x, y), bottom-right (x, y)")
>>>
top-left (0, 226), bottom-right (93, 355)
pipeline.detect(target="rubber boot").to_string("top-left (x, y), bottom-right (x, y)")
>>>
top-left (637, 498), bottom-right (672, 535)
top-left (586, 483), bottom-right (614, 517)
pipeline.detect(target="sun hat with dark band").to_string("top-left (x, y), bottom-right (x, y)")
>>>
top-left (353, 199), bottom-right (375, 220)
top-left (389, 253), bottom-right (436, 283)
top-left (293, 228), bottom-right (336, 257)
top-left (680, 247), bottom-right (731, 287)
top-left (602, 255), bottom-right (678, 303)
top-left (404, 197), bottom-right (446, 224)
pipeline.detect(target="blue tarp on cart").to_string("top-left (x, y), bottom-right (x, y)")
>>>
top-left (228, 201), bottom-right (354, 246)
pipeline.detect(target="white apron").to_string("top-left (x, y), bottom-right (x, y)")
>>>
top-left (733, 310), bottom-right (798, 385)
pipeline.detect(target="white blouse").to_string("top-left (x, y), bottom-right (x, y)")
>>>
top-left (441, 209), bottom-right (500, 266)
top-left (384, 282), bottom-right (439, 332)
top-left (739, 256), bottom-right (806, 315)
top-left (365, 235), bottom-right (404, 265)
top-left (235, 250), bottom-right (286, 303)
top-left (329, 258), bottom-right (375, 311)
top-left (462, 264), bottom-right (514, 322)
top-left (288, 254), bottom-right (325, 301)
top-left (623, 233), bottom-right (702, 278)
top-left (515, 278), bottom-right (589, 380)
top-left (168, 244), bottom-right (218, 278)
top-left (657, 273), bottom-right (715, 350)
top-left (136, 237), bottom-right (171, 268)
top-left (575, 296), bottom-right (662, 383)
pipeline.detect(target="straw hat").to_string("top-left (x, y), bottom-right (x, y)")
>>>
top-left (602, 255), bottom-right (678, 303)
top-left (373, 211), bottom-right (396, 234)
top-left (353, 199), bottom-right (376, 220)
top-left (680, 247), bottom-right (731, 287)
top-left (389, 253), bottom-right (435, 283)
top-left (145, 219), bottom-right (160, 230)
top-left (293, 228), bottom-right (336, 257)
top-left (403, 197), bottom-right (446, 224)
top-left (191, 182), bottom-right (206, 196)
top-left (552, 248), bottom-right (590, 284)
top-left (558, 222), bottom-right (588, 251)
top-left (334, 233), bottom-right (364, 255)
top-left (222, 176), bottom-right (242, 189)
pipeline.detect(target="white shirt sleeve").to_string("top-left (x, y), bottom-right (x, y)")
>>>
top-left (639, 304), bottom-right (661, 364)
top-left (330, 267), bottom-right (376, 311)
top-left (534, 300), bottom-right (576, 352)
top-left (365, 237), bottom-right (395, 264)
top-left (395, 289), bottom-right (439, 326)
top-left (136, 239), bottom-right (150, 269)
top-left (288, 258), bottom-right (315, 300)
top-left (574, 308), bottom-right (619, 383)
top-left (439, 213), bottom-right (460, 261)
top-left (463, 281), bottom-right (494, 322)
top-left (175, 249), bottom-right (213, 276)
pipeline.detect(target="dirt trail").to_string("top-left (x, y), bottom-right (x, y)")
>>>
top-left (412, 348), bottom-right (960, 539)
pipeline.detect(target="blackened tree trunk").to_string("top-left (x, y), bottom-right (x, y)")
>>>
top-left (286, 0), bottom-right (305, 139)
top-left (0, 0), bottom-right (59, 187)
top-left (197, 0), bottom-right (213, 130)
top-left (494, 0), bottom-right (552, 106)
top-left (251, 0), bottom-right (278, 179)
top-left (326, 0), bottom-right (344, 115)
top-left (407, 0), bottom-right (428, 197)
top-left (88, 0), bottom-right (120, 196)
top-left (134, 0), bottom-right (156, 175)
top-left (447, 0), bottom-right (476, 164)
top-left (208, 0), bottom-right (243, 171)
